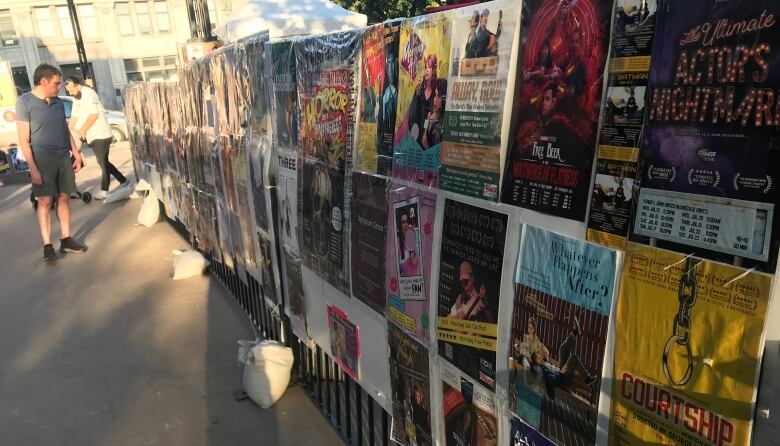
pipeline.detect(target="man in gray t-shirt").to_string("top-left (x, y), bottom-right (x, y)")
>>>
top-left (16, 63), bottom-right (88, 261)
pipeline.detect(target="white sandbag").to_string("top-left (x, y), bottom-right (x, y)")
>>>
top-left (135, 178), bottom-right (152, 191)
top-left (104, 183), bottom-right (134, 204)
top-left (137, 190), bottom-right (160, 227)
top-left (172, 250), bottom-right (208, 280)
top-left (243, 340), bottom-right (294, 409)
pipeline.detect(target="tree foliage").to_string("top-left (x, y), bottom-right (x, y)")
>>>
top-left (332, 0), bottom-right (447, 24)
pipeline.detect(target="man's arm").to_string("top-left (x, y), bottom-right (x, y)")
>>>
top-left (16, 120), bottom-right (41, 185)
top-left (69, 124), bottom-right (82, 173)
top-left (77, 113), bottom-right (99, 140)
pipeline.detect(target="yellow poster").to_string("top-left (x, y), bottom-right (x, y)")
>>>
top-left (0, 61), bottom-right (15, 108)
top-left (610, 245), bottom-right (772, 446)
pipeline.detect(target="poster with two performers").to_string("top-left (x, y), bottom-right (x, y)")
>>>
top-left (440, 0), bottom-right (521, 201)
top-left (356, 21), bottom-right (401, 176)
top-left (609, 245), bottom-right (771, 446)
top-left (502, 0), bottom-right (612, 220)
top-left (393, 13), bottom-right (452, 187)
top-left (629, 0), bottom-right (780, 271)
top-left (295, 31), bottom-right (360, 295)
top-left (437, 199), bottom-right (508, 391)
top-left (508, 225), bottom-right (617, 446)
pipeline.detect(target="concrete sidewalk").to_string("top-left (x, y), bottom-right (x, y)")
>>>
top-left (0, 143), bottom-right (343, 446)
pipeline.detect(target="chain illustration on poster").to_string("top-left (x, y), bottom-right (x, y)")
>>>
top-left (610, 244), bottom-right (772, 446)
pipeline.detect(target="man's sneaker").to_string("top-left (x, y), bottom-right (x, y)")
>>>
top-left (93, 190), bottom-right (108, 200)
top-left (60, 237), bottom-right (88, 253)
top-left (43, 244), bottom-right (57, 262)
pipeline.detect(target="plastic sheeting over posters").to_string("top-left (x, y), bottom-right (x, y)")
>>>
top-left (501, 0), bottom-right (612, 220)
top-left (609, 245), bottom-right (771, 446)
top-left (392, 13), bottom-right (452, 188)
top-left (350, 173), bottom-right (390, 314)
top-left (389, 322), bottom-right (432, 446)
top-left (437, 199), bottom-right (508, 391)
top-left (508, 225), bottom-right (617, 445)
top-left (439, 0), bottom-right (521, 201)
top-left (356, 21), bottom-right (402, 176)
top-left (586, 0), bottom-right (659, 250)
top-left (295, 30), bottom-right (360, 295)
top-left (629, 0), bottom-right (780, 271)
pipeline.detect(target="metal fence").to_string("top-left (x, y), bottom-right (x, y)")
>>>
top-left (165, 215), bottom-right (391, 446)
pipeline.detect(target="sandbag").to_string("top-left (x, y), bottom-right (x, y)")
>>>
top-left (104, 183), bottom-right (134, 204)
top-left (137, 190), bottom-right (160, 227)
top-left (243, 340), bottom-right (294, 409)
top-left (172, 249), bottom-right (208, 280)
top-left (135, 179), bottom-right (152, 191)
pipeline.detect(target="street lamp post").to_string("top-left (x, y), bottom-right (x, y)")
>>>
top-left (65, 0), bottom-right (94, 88)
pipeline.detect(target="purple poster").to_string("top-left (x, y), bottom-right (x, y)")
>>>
top-left (386, 183), bottom-right (437, 345)
top-left (631, 0), bottom-right (780, 270)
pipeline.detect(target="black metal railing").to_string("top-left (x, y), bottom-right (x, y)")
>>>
top-left (164, 214), bottom-right (391, 446)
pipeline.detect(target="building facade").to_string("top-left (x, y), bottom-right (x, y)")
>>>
top-left (0, 0), bottom-right (232, 110)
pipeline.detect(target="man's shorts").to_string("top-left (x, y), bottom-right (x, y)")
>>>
top-left (31, 151), bottom-right (76, 198)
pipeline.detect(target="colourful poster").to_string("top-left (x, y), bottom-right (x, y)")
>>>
top-left (629, 0), bottom-right (780, 270)
top-left (392, 13), bottom-right (452, 188)
top-left (389, 322), bottom-right (432, 446)
top-left (440, 0), bottom-right (520, 201)
top-left (501, 0), bottom-right (612, 220)
top-left (508, 225), bottom-right (617, 445)
top-left (357, 21), bottom-right (401, 176)
top-left (295, 31), bottom-right (360, 295)
top-left (327, 305), bottom-right (360, 380)
top-left (510, 415), bottom-right (555, 446)
top-left (350, 173), bottom-right (389, 314)
top-left (587, 0), bottom-right (659, 249)
top-left (609, 245), bottom-right (772, 446)
top-left (268, 40), bottom-right (299, 151)
top-left (386, 183), bottom-right (437, 345)
top-left (437, 199), bottom-right (508, 391)
top-left (441, 359), bottom-right (498, 446)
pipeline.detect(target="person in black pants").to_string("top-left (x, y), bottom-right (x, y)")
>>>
top-left (65, 76), bottom-right (127, 199)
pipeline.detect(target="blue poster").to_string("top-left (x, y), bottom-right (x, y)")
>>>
top-left (516, 225), bottom-right (616, 316)
top-left (510, 415), bottom-right (555, 446)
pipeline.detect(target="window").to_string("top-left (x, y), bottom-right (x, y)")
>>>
top-left (12, 67), bottom-right (31, 93)
top-left (135, 2), bottom-right (152, 35)
top-left (34, 7), bottom-right (55, 38)
top-left (60, 63), bottom-right (93, 84)
top-left (207, 0), bottom-right (217, 30)
top-left (124, 55), bottom-right (177, 82)
top-left (115, 3), bottom-right (134, 36)
top-left (78, 5), bottom-right (97, 38)
top-left (0, 10), bottom-right (18, 46)
top-left (57, 6), bottom-right (73, 39)
top-left (154, 1), bottom-right (170, 33)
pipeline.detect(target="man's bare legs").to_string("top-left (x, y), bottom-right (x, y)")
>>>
top-left (36, 196), bottom-right (53, 245)
top-left (56, 192), bottom-right (70, 239)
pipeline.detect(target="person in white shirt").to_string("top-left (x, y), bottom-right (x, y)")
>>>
top-left (64, 77), bottom-right (127, 199)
